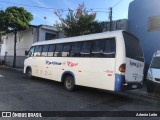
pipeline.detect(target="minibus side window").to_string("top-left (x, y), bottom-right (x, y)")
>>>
top-left (28, 46), bottom-right (35, 57)
top-left (80, 41), bottom-right (92, 57)
top-left (41, 45), bottom-right (49, 57)
top-left (103, 38), bottom-right (116, 58)
top-left (34, 46), bottom-right (43, 57)
top-left (54, 44), bottom-right (63, 57)
top-left (70, 42), bottom-right (82, 57)
top-left (48, 44), bottom-right (56, 57)
top-left (62, 43), bottom-right (71, 57)
top-left (91, 40), bottom-right (105, 57)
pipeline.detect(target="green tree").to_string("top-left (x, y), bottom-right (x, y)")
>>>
top-left (0, 10), bottom-right (6, 33)
top-left (0, 6), bottom-right (33, 68)
top-left (54, 3), bottom-right (97, 37)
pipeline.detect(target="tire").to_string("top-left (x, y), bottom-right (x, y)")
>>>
top-left (146, 80), bottom-right (155, 93)
top-left (64, 75), bottom-right (75, 91)
top-left (26, 68), bottom-right (32, 79)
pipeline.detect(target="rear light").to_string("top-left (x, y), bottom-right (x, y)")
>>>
top-left (119, 63), bottom-right (126, 72)
top-left (122, 83), bottom-right (128, 87)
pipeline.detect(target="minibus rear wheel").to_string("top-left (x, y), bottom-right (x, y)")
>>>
top-left (64, 75), bottom-right (75, 91)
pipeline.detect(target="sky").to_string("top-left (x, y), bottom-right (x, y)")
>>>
top-left (0, 0), bottom-right (133, 26)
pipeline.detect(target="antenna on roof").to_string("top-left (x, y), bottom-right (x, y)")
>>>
top-left (44, 16), bottom-right (47, 25)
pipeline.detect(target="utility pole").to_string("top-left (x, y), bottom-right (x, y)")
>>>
top-left (13, 28), bottom-right (17, 68)
top-left (109, 7), bottom-right (112, 31)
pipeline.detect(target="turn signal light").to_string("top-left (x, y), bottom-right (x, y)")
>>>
top-left (119, 63), bottom-right (126, 72)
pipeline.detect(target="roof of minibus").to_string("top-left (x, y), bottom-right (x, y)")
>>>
top-left (32, 30), bottom-right (124, 46)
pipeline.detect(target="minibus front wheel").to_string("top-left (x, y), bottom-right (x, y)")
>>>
top-left (26, 67), bottom-right (32, 79)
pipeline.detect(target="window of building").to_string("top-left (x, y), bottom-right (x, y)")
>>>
top-left (54, 44), bottom-right (63, 57)
top-left (41, 45), bottom-right (49, 56)
top-left (62, 43), bottom-right (71, 57)
top-left (70, 42), bottom-right (82, 57)
top-left (148, 16), bottom-right (160, 31)
top-left (45, 33), bottom-right (57, 40)
top-left (48, 44), bottom-right (56, 57)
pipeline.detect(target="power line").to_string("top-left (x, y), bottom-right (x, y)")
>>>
top-left (87, 10), bottom-right (108, 13)
top-left (0, 1), bottom-right (108, 13)
top-left (0, 1), bottom-right (58, 10)
top-left (109, 0), bottom-right (123, 22)
top-left (88, 8), bottom-right (108, 10)
top-left (112, 0), bottom-right (123, 8)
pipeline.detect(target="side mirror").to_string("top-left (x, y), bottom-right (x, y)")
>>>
top-left (25, 50), bottom-right (28, 56)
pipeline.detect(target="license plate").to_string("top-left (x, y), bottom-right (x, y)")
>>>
top-left (132, 85), bottom-right (137, 88)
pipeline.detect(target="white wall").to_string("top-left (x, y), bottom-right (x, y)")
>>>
top-left (17, 29), bottom-right (34, 54)
top-left (0, 38), bottom-right (6, 56)
top-left (0, 26), bottom-right (61, 57)
top-left (0, 25), bottom-right (63, 67)
top-left (1, 29), bottom-right (34, 56)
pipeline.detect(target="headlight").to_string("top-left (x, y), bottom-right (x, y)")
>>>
top-left (147, 73), bottom-right (153, 80)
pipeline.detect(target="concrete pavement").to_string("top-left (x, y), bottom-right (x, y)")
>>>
top-left (127, 85), bottom-right (160, 101)
top-left (1, 66), bottom-right (160, 100)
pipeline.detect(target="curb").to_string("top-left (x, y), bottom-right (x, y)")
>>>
top-left (126, 89), bottom-right (160, 101)
top-left (0, 66), bottom-right (23, 71)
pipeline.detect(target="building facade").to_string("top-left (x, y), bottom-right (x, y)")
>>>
top-left (0, 20), bottom-right (127, 68)
top-left (0, 25), bottom-right (64, 68)
top-left (128, 0), bottom-right (160, 65)
top-left (98, 19), bottom-right (128, 32)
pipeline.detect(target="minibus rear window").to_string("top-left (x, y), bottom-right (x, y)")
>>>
top-left (123, 31), bottom-right (144, 62)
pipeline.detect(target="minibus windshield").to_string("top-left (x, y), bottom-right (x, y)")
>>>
top-left (151, 57), bottom-right (160, 69)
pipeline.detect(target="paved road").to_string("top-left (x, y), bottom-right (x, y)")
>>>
top-left (0, 67), bottom-right (160, 120)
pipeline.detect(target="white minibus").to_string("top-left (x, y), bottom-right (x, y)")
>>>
top-left (146, 51), bottom-right (160, 93)
top-left (24, 30), bottom-right (144, 92)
